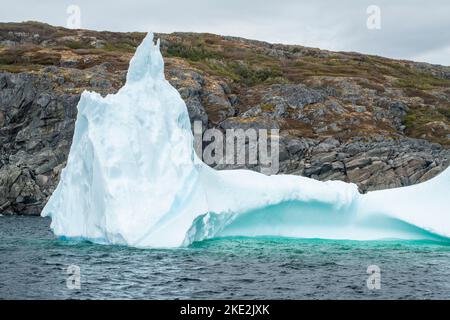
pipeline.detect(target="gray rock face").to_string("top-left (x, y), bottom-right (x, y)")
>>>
top-left (208, 130), bottom-right (449, 193)
top-left (167, 67), bottom-right (208, 128)
top-left (282, 136), bottom-right (449, 192)
top-left (265, 84), bottom-right (326, 109)
top-left (0, 72), bottom-right (78, 214)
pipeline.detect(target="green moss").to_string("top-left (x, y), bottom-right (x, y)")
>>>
top-left (403, 105), bottom-right (449, 145)
top-left (32, 52), bottom-right (61, 65)
top-left (323, 60), bottom-right (340, 66)
top-left (64, 40), bottom-right (90, 50)
top-left (0, 53), bottom-right (16, 65)
top-left (287, 57), bottom-right (385, 81)
top-left (403, 113), bottom-right (417, 129)
top-left (380, 61), bottom-right (449, 92)
top-left (192, 58), bottom-right (286, 86)
top-left (163, 36), bottom-right (288, 86)
top-left (438, 107), bottom-right (450, 121)
top-left (264, 76), bottom-right (290, 85)
top-left (395, 73), bottom-right (450, 90)
top-left (261, 103), bottom-right (276, 112)
top-left (231, 62), bottom-right (282, 85)
top-left (0, 63), bottom-right (40, 73)
top-left (201, 59), bottom-right (241, 81)
top-left (165, 40), bottom-right (222, 61)
top-left (286, 55), bottom-right (448, 90)
top-left (0, 44), bottom-right (60, 70)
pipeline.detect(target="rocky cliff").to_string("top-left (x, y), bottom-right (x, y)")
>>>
top-left (0, 22), bottom-right (449, 215)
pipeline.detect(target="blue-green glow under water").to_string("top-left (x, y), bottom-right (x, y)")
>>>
top-left (1, 216), bottom-right (450, 299)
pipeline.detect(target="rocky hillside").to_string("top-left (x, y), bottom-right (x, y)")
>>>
top-left (0, 21), bottom-right (449, 215)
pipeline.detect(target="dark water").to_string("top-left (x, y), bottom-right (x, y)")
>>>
top-left (1, 216), bottom-right (450, 299)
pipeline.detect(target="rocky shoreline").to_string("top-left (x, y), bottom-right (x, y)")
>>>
top-left (0, 22), bottom-right (449, 215)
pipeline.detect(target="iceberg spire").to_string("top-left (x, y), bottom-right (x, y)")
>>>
top-left (126, 33), bottom-right (164, 84)
top-left (42, 32), bottom-right (208, 247)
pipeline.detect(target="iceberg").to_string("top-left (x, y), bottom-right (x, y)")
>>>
top-left (42, 33), bottom-right (450, 248)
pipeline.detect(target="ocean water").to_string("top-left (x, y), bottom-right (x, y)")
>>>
top-left (1, 216), bottom-right (450, 299)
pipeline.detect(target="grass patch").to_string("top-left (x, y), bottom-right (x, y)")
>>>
top-left (163, 35), bottom-right (288, 86)
top-left (0, 46), bottom-right (60, 66)
top-left (395, 74), bottom-right (450, 90)
top-left (438, 107), bottom-right (450, 121)
top-left (64, 40), bottom-right (90, 50)
top-left (165, 39), bottom-right (222, 61)
top-left (403, 105), bottom-right (450, 145)
top-left (283, 56), bottom-right (386, 82)
top-left (0, 63), bottom-right (41, 73)
top-left (191, 57), bottom-right (285, 86)
top-left (232, 61), bottom-right (283, 86)
top-left (261, 103), bottom-right (276, 112)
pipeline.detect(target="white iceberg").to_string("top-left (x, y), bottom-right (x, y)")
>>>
top-left (42, 34), bottom-right (450, 248)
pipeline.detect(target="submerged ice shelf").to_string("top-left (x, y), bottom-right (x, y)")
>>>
top-left (42, 34), bottom-right (450, 248)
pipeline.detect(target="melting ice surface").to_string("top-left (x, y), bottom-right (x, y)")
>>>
top-left (42, 34), bottom-right (450, 248)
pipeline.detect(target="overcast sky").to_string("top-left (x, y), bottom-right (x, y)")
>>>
top-left (1, 0), bottom-right (449, 66)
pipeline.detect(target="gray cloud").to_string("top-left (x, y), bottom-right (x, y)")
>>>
top-left (1, 0), bottom-right (449, 65)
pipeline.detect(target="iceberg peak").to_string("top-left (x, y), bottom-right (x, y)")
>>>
top-left (126, 33), bottom-right (164, 84)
